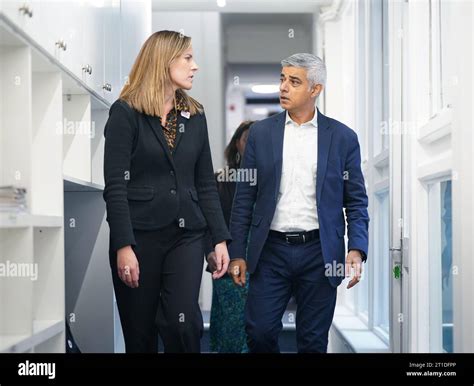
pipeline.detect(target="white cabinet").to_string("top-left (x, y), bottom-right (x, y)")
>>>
top-left (45, 1), bottom-right (84, 79)
top-left (1, 1), bottom-right (40, 37)
top-left (103, 0), bottom-right (121, 102)
top-left (80, 3), bottom-right (104, 95)
top-left (1, 0), bottom-right (152, 106)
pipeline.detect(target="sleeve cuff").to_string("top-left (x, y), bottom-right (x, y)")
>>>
top-left (349, 248), bottom-right (367, 262)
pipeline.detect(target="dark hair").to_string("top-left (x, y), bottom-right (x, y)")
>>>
top-left (224, 120), bottom-right (255, 169)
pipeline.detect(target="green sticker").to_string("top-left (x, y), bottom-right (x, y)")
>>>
top-left (393, 265), bottom-right (401, 279)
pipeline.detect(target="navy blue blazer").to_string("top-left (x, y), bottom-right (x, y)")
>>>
top-left (228, 109), bottom-right (369, 287)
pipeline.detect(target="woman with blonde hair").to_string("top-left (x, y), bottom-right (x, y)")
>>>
top-left (103, 30), bottom-right (231, 353)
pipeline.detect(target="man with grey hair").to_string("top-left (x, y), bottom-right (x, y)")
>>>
top-left (228, 53), bottom-right (369, 353)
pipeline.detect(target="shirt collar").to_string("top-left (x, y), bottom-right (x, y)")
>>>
top-left (285, 107), bottom-right (318, 128)
top-left (174, 91), bottom-right (189, 113)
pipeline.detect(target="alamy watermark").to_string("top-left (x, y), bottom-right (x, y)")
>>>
top-left (325, 261), bottom-right (365, 280)
top-left (0, 260), bottom-right (38, 281)
top-left (56, 118), bottom-right (96, 139)
top-left (216, 166), bottom-right (257, 186)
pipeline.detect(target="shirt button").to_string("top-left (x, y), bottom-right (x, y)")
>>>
top-left (170, 189), bottom-right (176, 195)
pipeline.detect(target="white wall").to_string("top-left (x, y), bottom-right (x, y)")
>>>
top-left (225, 22), bottom-right (312, 64)
top-left (320, 1), bottom-right (356, 132)
top-left (121, 0), bottom-right (153, 89)
top-left (225, 86), bottom-right (246, 144)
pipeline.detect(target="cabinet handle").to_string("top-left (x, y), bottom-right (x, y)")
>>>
top-left (19, 4), bottom-right (33, 18)
top-left (82, 65), bottom-right (92, 75)
top-left (102, 83), bottom-right (112, 92)
top-left (55, 40), bottom-right (67, 51)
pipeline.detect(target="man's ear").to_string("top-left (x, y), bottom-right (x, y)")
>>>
top-left (311, 84), bottom-right (323, 98)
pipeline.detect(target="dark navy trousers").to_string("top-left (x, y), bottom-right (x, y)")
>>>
top-left (245, 232), bottom-right (337, 353)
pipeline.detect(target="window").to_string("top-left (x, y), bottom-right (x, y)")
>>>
top-left (428, 179), bottom-right (453, 352)
top-left (374, 189), bottom-right (390, 335)
top-left (372, 0), bottom-right (390, 156)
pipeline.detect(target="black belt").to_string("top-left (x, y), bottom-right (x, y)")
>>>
top-left (268, 229), bottom-right (319, 244)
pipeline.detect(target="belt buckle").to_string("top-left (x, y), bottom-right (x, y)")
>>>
top-left (285, 233), bottom-right (300, 244)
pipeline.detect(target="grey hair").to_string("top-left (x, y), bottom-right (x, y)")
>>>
top-left (281, 53), bottom-right (327, 87)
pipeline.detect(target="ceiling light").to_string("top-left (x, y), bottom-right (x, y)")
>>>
top-left (251, 84), bottom-right (280, 94)
top-left (252, 108), bottom-right (269, 115)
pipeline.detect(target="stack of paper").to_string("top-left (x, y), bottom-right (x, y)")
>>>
top-left (0, 186), bottom-right (27, 213)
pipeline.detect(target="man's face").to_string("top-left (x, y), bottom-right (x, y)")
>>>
top-left (279, 66), bottom-right (321, 112)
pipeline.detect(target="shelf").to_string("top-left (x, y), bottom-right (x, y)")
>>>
top-left (0, 213), bottom-right (63, 228)
top-left (31, 66), bottom-right (63, 216)
top-left (91, 107), bottom-right (108, 187)
top-left (62, 94), bottom-right (92, 183)
top-left (0, 319), bottom-right (64, 353)
top-left (33, 227), bottom-right (64, 328)
top-left (64, 175), bottom-right (104, 192)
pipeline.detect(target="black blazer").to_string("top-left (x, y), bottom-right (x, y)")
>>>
top-left (204, 174), bottom-right (236, 257)
top-left (203, 174), bottom-right (236, 274)
top-left (103, 99), bottom-right (231, 253)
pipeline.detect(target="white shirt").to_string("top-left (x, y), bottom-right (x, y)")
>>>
top-left (270, 108), bottom-right (319, 232)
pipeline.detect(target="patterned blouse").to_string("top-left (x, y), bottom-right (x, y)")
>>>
top-left (161, 92), bottom-right (189, 152)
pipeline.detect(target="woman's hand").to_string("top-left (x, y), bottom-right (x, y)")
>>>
top-left (212, 241), bottom-right (230, 280)
top-left (117, 245), bottom-right (140, 288)
top-left (206, 251), bottom-right (217, 272)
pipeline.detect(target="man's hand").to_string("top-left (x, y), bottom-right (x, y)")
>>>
top-left (212, 241), bottom-right (230, 279)
top-left (228, 258), bottom-right (247, 287)
top-left (346, 250), bottom-right (363, 289)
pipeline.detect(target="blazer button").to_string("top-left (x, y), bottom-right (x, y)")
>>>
top-left (170, 189), bottom-right (176, 195)
top-left (170, 170), bottom-right (174, 176)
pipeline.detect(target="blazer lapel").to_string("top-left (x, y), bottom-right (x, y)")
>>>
top-left (316, 109), bottom-right (333, 205)
top-left (270, 112), bottom-right (286, 202)
top-left (145, 115), bottom-right (174, 166)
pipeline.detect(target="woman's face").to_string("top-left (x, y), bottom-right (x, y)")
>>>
top-left (236, 129), bottom-right (249, 157)
top-left (169, 45), bottom-right (199, 91)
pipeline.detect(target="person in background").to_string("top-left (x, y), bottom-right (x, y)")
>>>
top-left (103, 30), bottom-right (231, 353)
top-left (204, 121), bottom-right (254, 353)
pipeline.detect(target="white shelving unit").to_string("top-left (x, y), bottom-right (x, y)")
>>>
top-left (0, 17), bottom-right (65, 353)
top-left (1, 1), bottom-right (151, 353)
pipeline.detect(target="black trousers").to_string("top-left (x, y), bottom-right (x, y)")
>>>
top-left (109, 224), bottom-right (205, 353)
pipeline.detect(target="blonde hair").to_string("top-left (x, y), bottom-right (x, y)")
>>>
top-left (119, 30), bottom-right (203, 117)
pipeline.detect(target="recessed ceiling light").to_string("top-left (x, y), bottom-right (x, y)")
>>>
top-left (217, 0), bottom-right (226, 8)
top-left (251, 84), bottom-right (280, 94)
top-left (252, 108), bottom-right (269, 115)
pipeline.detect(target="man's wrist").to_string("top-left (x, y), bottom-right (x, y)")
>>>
top-left (349, 249), bottom-right (366, 261)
